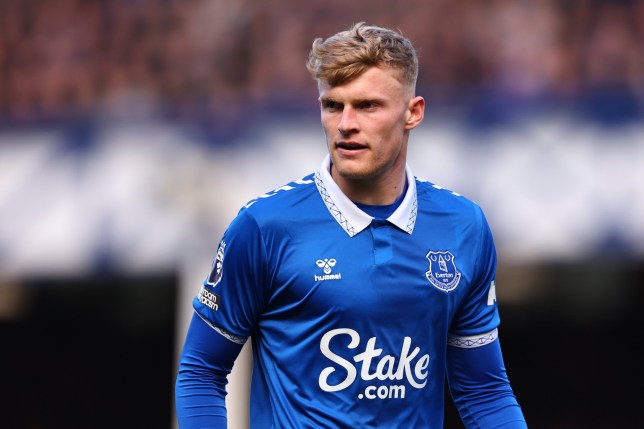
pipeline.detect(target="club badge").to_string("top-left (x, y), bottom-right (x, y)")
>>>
top-left (425, 250), bottom-right (461, 292)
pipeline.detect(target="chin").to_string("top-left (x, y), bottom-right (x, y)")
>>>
top-left (334, 165), bottom-right (375, 181)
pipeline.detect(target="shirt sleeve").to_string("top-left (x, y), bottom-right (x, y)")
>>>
top-left (193, 209), bottom-right (269, 342)
top-left (175, 313), bottom-right (245, 429)
top-left (446, 337), bottom-right (527, 428)
top-left (450, 206), bottom-right (500, 338)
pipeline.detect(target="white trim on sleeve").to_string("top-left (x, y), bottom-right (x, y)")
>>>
top-left (447, 328), bottom-right (498, 348)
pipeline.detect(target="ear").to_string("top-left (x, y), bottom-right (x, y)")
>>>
top-left (404, 96), bottom-right (425, 131)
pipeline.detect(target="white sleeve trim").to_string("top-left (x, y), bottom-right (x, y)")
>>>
top-left (197, 313), bottom-right (248, 345)
top-left (448, 328), bottom-right (498, 348)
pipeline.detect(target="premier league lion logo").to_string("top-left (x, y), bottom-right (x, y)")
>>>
top-left (425, 250), bottom-right (461, 292)
top-left (206, 240), bottom-right (226, 287)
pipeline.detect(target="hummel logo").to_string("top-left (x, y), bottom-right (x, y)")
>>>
top-left (314, 258), bottom-right (342, 281)
top-left (316, 258), bottom-right (336, 274)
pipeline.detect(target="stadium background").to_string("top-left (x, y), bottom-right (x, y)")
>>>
top-left (1, 0), bottom-right (643, 428)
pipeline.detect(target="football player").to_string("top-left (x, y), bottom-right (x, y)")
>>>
top-left (176, 22), bottom-right (527, 428)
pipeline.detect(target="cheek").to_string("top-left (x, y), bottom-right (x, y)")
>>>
top-left (321, 122), bottom-right (334, 142)
top-left (372, 111), bottom-right (405, 134)
top-left (374, 122), bottom-right (401, 145)
top-left (321, 115), bottom-right (337, 134)
top-left (374, 123), bottom-right (407, 158)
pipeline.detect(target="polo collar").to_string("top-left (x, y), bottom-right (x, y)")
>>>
top-left (314, 155), bottom-right (418, 237)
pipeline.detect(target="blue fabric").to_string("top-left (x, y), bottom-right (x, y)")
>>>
top-left (179, 158), bottom-right (521, 427)
top-left (447, 339), bottom-right (527, 428)
top-left (354, 179), bottom-right (408, 219)
top-left (175, 313), bottom-right (243, 429)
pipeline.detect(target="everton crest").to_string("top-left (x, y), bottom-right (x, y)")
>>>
top-left (425, 250), bottom-right (461, 292)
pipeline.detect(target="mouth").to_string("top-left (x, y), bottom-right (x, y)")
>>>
top-left (336, 141), bottom-right (367, 151)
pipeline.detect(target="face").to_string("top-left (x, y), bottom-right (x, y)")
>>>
top-left (318, 66), bottom-right (424, 203)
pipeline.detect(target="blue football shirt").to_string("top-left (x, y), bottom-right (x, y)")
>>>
top-left (193, 155), bottom-right (500, 428)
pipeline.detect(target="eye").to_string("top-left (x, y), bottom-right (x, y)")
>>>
top-left (358, 100), bottom-right (378, 110)
top-left (321, 99), bottom-right (342, 111)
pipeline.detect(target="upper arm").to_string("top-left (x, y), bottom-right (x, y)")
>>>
top-left (194, 210), bottom-right (270, 342)
top-left (451, 207), bottom-right (500, 338)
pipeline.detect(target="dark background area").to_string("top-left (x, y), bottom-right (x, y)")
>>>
top-left (0, 275), bottom-right (177, 429)
top-left (1, 262), bottom-right (643, 428)
top-left (445, 260), bottom-right (644, 429)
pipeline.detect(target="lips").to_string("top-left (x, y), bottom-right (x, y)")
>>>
top-left (336, 141), bottom-right (367, 151)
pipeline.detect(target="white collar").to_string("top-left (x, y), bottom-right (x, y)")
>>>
top-left (314, 155), bottom-right (418, 237)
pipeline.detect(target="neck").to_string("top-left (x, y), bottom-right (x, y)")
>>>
top-left (332, 166), bottom-right (407, 205)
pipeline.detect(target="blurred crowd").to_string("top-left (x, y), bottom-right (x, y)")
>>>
top-left (0, 0), bottom-right (643, 132)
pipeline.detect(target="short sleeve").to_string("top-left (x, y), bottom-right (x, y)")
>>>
top-left (449, 207), bottom-right (500, 339)
top-left (193, 210), bottom-right (269, 343)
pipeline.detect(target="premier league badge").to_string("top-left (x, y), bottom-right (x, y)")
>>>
top-left (425, 250), bottom-right (462, 292)
top-left (206, 240), bottom-right (226, 287)
top-left (199, 240), bottom-right (226, 312)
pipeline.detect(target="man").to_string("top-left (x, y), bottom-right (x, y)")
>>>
top-left (176, 22), bottom-right (527, 428)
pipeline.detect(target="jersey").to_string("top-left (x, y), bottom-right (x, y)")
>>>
top-left (193, 155), bottom-right (501, 428)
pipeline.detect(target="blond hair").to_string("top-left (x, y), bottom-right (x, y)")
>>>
top-left (306, 22), bottom-right (418, 89)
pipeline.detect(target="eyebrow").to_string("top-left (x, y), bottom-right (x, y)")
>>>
top-left (319, 96), bottom-right (385, 106)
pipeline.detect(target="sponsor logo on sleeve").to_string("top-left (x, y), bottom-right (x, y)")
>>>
top-left (487, 280), bottom-right (497, 306)
top-left (197, 286), bottom-right (221, 311)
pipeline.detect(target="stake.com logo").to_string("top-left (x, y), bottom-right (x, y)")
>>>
top-left (318, 328), bottom-right (430, 400)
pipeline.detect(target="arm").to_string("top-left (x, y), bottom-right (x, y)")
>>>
top-left (176, 210), bottom-right (267, 428)
top-left (175, 313), bottom-right (244, 429)
top-left (446, 335), bottom-right (527, 429)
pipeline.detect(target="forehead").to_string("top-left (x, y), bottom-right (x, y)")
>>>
top-left (318, 66), bottom-right (408, 100)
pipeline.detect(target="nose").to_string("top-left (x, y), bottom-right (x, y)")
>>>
top-left (337, 106), bottom-right (358, 135)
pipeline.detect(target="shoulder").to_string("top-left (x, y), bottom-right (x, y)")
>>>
top-left (415, 177), bottom-right (487, 224)
top-left (221, 173), bottom-right (318, 247)
top-left (236, 172), bottom-right (318, 221)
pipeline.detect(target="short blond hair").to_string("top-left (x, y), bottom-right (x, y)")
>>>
top-left (306, 22), bottom-right (418, 89)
